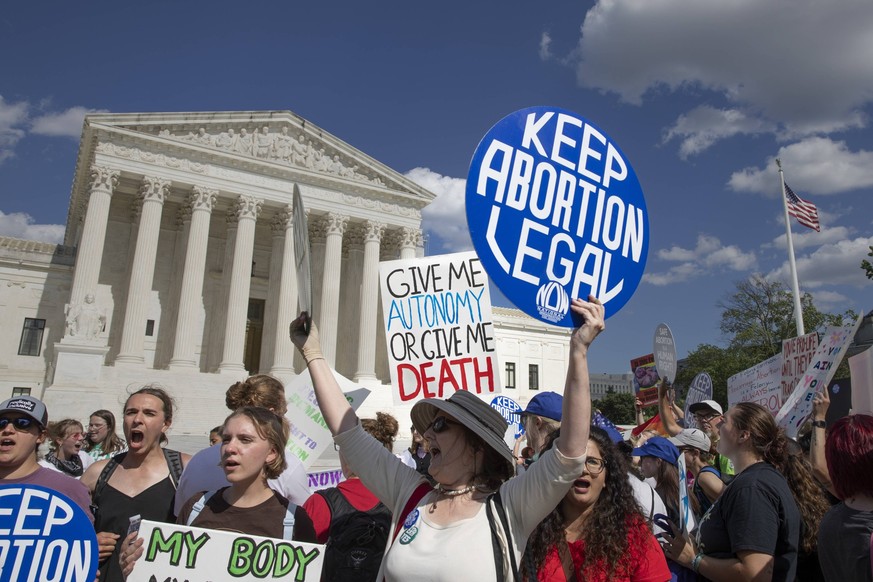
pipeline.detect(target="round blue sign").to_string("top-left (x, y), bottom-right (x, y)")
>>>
top-left (466, 106), bottom-right (649, 325)
top-left (490, 395), bottom-right (524, 437)
top-left (0, 484), bottom-right (98, 582)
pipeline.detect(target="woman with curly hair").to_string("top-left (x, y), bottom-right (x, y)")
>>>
top-left (662, 402), bottom-right (801, 582)
top-left (523, 427), bottom-right (670, 581)
top-left (782, 439), bottom-right (827, 581)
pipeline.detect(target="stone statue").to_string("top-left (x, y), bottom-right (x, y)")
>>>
top-left (273, 127), bottom-right (293, 161)
top-left (292, 134), bottom-right (309, 166)
top-left (255, 126), bottom-right (273, 158)
top-left (328, 154), bottom-right (345, 175)
top-left (236, 128), bottom-right (253, 155)
top-left (193, 127), bottom-right (212, 146)
top-left (215, 128), bottom-right (236, 150)
top-left (65, 294), bottom-right (106, 340)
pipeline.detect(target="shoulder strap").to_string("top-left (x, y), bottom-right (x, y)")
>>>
top-left (93, 451), bottom-right (127, 501)
top-left (392, 482), bottom-right (432, 542)
top-left (282, 502), bottom-right (296, 540)
top-left (486, 490), bottom-right (519, 582)
top-left (163, 449), bottom-right (184, 489)
top-left (186, 490), bottom-right (217, 526)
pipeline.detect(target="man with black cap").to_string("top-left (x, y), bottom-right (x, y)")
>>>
top-left (0, 395), bottom-right (93, 520)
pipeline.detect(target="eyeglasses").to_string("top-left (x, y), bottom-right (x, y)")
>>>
top-left (333, 443), bottom-right (340, 452)
top-left (0, 417), bottom-right (39, 431)
top-left (427, 416), bottom-right (462, 434)
top-left (583, 456), bottom-right (606, 475)
top-left (88, 423), bottom-right (107, 430)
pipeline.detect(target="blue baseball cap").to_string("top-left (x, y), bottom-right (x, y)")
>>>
top-left (632, 436), bottom-right (680, 466)
top-left (522, 392), bottom-right (563, 422)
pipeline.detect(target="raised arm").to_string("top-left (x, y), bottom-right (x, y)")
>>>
top-left (809, 389), bottom-right (835, 496)
top-left (556, 296), bottom-right (604, 459)
top-left (289, 313), bottom-right (358, 435)
top-left (657, 379), bottom-right (683, 437)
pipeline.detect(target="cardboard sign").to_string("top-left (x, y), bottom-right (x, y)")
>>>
top-left (128, 520), bottom-right (323, 582)
top-left (284, 369), bottom-right (370, 468)
top-left (781, 333), bottom-right (819, 406)
top-left (307, 468), bottom-right (345, 492)
top-left (630, 353), bottom-right (660, 407)
top-left (380, 251), bottom-right (501, 404)
top-left (776, 317), bottom-right (863, 437)
top-left (0, 484), bottom-right (98, 582)
top-left (292, 184), bottom-right (312, 323)
top-left (683, 373), bottom-right (713, 430)
top-left (727, 354), bottom-right (783, 415)
top-left (465, 106), bottom-right (649, 325)
top-left (653, 323), bottom-right (677, 383)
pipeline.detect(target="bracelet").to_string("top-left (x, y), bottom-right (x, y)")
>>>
top-left (811, 419), bottom-right (826, 429)
top-left (691, 553), bottom-right (704, 573)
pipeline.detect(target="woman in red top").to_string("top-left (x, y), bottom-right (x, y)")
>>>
top-left (523, 427), bottom-right (670, 582)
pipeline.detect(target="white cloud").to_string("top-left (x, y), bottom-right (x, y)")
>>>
top-left (0, 211), bottom-right (65, 243)
top-left (810, 289), bottom-right (851, 310)
top-left (0, 96), bottom-right (29, 163)
top-left (663, 106), bottom-right (775, 158)
top-left (539, 32), bottom-right (553, 61)
top-left (729, 137), bottom-right (873, 195)
top-left (564, 1), bottom-right (873, 151)
top-left (766, 235), bottom-right (873, 288)
top-left (406, 167), bottom-right (472, 253)
top-left (31, 106), bottom-right (107, 138)
top-left (768, 225), bottom-right (853, 251)
top-left (647, 233), bottom-right (757, 285)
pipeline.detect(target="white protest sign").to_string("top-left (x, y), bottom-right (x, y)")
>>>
top-left (776, 317), bottom-right (863, 438)
top-left (128, 520), bottom-right (324, 582)
top-left (727, 354), bottom-right (783, 415)
top-left (284, 368), bottom-right (370, 469)
top-left (0, 485), bottom-right (98, 582)
top-left (380, 251), bottom-right (501, 405)
top-left (677, 453), bottom-right (692, 533)
top-left (780, 332), bottom-right (818, 406)
top-left (653, 323), bottom-right (677, 383)
top-left (292, 184), bottom-right (312, 326)
top-left (683, 372), bottom-right (713, 430)
top-left (307, 468), bottom-right (345, 492)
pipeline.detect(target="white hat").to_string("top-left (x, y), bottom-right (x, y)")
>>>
top-left (688, 400), bottom-right (723, 416)
top-left (668, 428), bottom-right (712, 452)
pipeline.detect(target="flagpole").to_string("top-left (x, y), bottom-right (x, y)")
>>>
top-left (776, 159), bottom-right (805, 335)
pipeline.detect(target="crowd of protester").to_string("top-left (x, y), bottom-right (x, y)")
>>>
top-left (2, 295), bottom-right (871, 581)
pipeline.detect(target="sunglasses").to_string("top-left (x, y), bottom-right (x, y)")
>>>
top-left (0, 417), bottom-right (39, 431)
top-left (427, 416), bottom-right (462, 434)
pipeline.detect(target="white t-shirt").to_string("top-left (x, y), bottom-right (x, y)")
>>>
top-left (174, 443), bottom-right (311, 515)
top-left (629, 472), bottom-right (668, 536)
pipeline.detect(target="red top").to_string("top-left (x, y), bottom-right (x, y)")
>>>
top-left (302, 478), bottom-right (383, 544)
top-left (538, 514), bottom-right (670, 582)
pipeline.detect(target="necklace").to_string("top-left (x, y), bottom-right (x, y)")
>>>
top-left (436, 483), bottom-right (476, 497)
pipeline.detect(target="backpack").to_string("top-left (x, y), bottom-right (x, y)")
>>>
top-left (90, 449), bottom-right (184, 520)
top-left (318, 487), bottom-right (391, 582)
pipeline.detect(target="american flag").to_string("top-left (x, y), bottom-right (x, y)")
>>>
top-left (784, 183), bottom-right (820, 232)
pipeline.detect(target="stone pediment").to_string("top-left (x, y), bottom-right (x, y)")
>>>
top-left (82, 111), bottom-right (433, 201)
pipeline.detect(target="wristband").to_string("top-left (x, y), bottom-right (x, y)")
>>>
top-left (811, 419), bottom-right (826, 429)
top-left (691, 553), bottom-right (703, 573)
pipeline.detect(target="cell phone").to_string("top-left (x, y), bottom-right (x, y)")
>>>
top-left (127, 514), bottom-right (142, 537)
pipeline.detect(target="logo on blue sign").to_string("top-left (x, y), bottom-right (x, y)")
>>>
top-left (465, 106), bottom-right (649, 325)
top-left (0, 484), bottom-right (98, 582)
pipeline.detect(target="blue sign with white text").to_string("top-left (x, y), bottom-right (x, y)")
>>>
top-left (466, 106), bottom-right (649, 325)
top-left (0, 484), bottom-right (98, 582)
top-left (490, 395), bottom-right (524, 438)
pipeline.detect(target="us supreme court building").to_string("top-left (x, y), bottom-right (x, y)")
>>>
top-left (0, 111), bottom-right (574, 435)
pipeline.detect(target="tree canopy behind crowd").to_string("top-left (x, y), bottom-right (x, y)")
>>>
top-left (674, 275), bottom-right (855, 409)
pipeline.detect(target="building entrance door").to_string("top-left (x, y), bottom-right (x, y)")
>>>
top-left (244, 299), bottom-right (265, 374)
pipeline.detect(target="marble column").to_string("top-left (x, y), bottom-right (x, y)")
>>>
top-left (68, 166), bottom-right (119, 310)
top-left (116, 177), bottom-right (170, 364)
top-left (355, 220), bottom-right (386, 383)
top-left (169, 187), bottom-right (216, 370)
top-left (218, 195), bottom-right (262, 373)
top-left (265, 206), bottom-right (298, 376)
top-left (317, 212), bottom-right (348, 366)
top-left (400, 227), bottom-right (421, 260)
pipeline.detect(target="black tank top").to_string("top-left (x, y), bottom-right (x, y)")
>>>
top-left (94, 477), bottom-right (177, 582)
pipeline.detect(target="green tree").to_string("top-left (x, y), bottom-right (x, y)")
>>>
top-left (863, 245), bottom-right (873, 280)
top-left (593, 391), bottom-right (636, 424)
top-left (674, 344), bottom-right (758, 410)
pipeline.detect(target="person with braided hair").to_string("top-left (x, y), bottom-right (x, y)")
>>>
top-left (522, 426), bottom-right (669, 581)
top-left (662, 402), bottom-right (800, 582)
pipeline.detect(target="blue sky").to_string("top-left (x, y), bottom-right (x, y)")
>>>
top-left (1, 1), bottom-right (871, 375)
